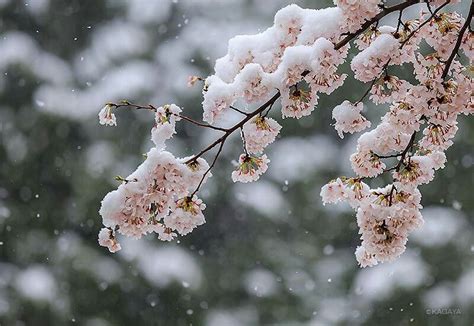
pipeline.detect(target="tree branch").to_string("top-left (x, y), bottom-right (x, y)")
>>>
top-left (441, 0), bottom-right (474, 79)
top-left (335, 0), bottom-right (420, 50)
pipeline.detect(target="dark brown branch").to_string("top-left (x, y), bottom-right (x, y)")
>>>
top-left (376, 153), bottom-right (401, 159)
top-left (355, 59), bottom-right (392, 104)
top-left (190, 138), bottom-right (226, 196)
top-left (110, 102), bottom-right (156, 112)
top-left (399, 0), bottom-right (451, 48)
top-left (385, 131), bottom-right (417, 205)
top-left (441, 0), bottom-right (474, 79)
top-left (110, 102), bottom-right (227, 132)
top-left (230, 105), bottom-right (251, 116)
top-left (335, 0), bottom-right (420, 50)
top-left (396, 8), bottom-right (405, 33)
top-left (176, 114), bottom-right (228, 132)
top-left (185, 92), bottom-right (281, 164)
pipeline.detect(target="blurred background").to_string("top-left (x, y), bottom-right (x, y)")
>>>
top-left (0, 0), bottom-right (473, 325)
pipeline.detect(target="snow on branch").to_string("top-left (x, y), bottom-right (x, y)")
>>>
top-left (96, 0), bottom-right (473, 268)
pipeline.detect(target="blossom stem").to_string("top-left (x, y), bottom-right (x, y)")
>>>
top-left (240, 127), bottom-right (249, 155)
top-left (109, 102), bottom-right (227, 131)
top-left (190, 138), bottom-right (226, 196)
top-left (175, 114), bottom-right (228, 132)
top-left (395, 131), bottom-right (417, 172)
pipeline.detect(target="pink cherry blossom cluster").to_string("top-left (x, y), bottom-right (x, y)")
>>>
top-left (321, 1), bottom-right (472, 267)
top-left (97, 0), bottom-right (473, 265)
top-left (98, 105), bottom-right (211, 252)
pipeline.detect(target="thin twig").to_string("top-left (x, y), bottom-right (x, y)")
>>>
top-left (335, 0), bottom-right (420, 50)
top-left (230, 105), bottom-right (251, 116)
top-left (396, 8), bottom-right (405, 33)
top-left (110, 102), bottom-right (227, 131)
top-left (110, 102), bottom-right (156, 111)
top-left (185, 92), bottom-right (281, 164)
top-left (240, 127), bottom-right (249, 155)
top-left (385, 131), bottom-right (417, 205)
top-left (355, 59), bottom-right (391, 105)
top-left (175, 114), bottom-right (228, 132)
top-left (400, 0), bottom-right (451, 48)
top-left (191, 138), bottom-right (226, 196)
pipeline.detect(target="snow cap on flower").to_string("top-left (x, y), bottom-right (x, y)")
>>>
top-left (332, 101), bottom-right (371, 138)
top-left (242, 116), bottom-right (282, 154)
top-left (164, 196), bottom-right (206, 236)
top-left (98, 228), bottom-right (121, 253)
top-left (151, 104), bottom-right (182, 149)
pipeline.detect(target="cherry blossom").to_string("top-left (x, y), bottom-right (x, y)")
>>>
top-left (335, 0), bottom-right (382, 33)
top-left (151, 104), bottom-right (182, 149)
top-left (98, 104), bottom-right (116, 126)
top-left (351, 34), bottom-right (399, 82)
top-left (242, 116), bottom-right (281, 154)
top-left (163, 196), bottom-right (206, 236)
top-left (231, 154), bottom-right (270, 183)
top-left (98, 228), bottom-right (121, 253)
top-left (281, 86), bottom-right (318, 119)
top-left (332, 101), bottom-right (371, 138)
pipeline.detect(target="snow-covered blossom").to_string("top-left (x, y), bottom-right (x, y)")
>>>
top-left (393, 155), bottom-right (435, 189)
top-left (426, 151), bottom-right (446, 170)
top-left (350, 150), bottom-right (386, 178)
top-left (353, 185), bottom-right (424, 265)
top-left (332, 101), bottom-right (371, 138)
top-left (355, 245), bottom-right (378, 268)
top-left (461, 31), bottom-right (473, 62)
top-left (164, 196), bottom-right (206, 236)
top-left (98, 148), bottom-right (211, 246)
top-left (232, 154), bottom-right (269, 183)
top-left (335, 0), bottom-right (382, 33)
top-left (202, 75), bottom-right (236, 124)
top-left (351, 34), bottom-right (399, 82)
top-left (320, 177), bottom-right (346, 205)
top-left (384, 102), bottom-right (421, 135)
top-left (320, 177), bottom-right (371, 209)
top-left (151, 104), bottom-right (182, 149)
top-left (98, 228), bottom-right (121, 253)
top-left (180, 157), bottom-right (211, 192)
top-left (357, 204), bottom-right (409, 263)
top-left (98, 104), bottom-right (116, 126)
top-left (242, 116), bottom-right (281, 154)
top-left (357, 121), bottom-right (411, 155)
